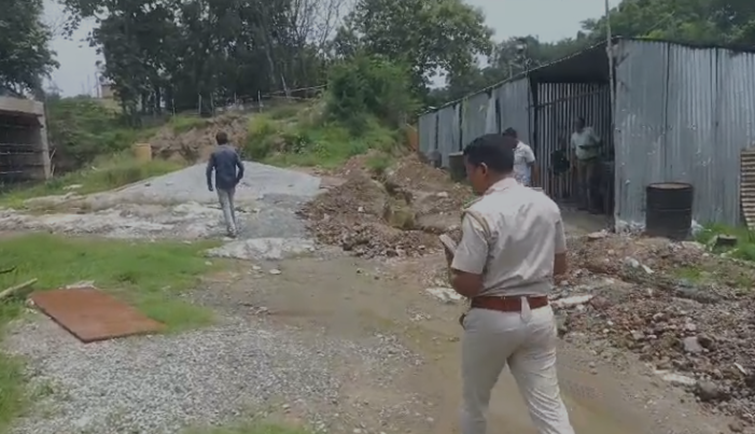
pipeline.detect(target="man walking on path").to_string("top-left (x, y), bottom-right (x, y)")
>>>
top-left (502, 127), bottom-right (537, 187)
top-left (447, 133), bottom-right (574, 434)
top-left (206, 131), bottom-right (245, 237)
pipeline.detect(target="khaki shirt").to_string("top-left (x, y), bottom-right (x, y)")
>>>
top-left (450, 178), bottom-right (566, 297)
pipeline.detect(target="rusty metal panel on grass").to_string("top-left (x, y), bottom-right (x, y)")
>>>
top-left (31, 288), bottom-right (164, 343)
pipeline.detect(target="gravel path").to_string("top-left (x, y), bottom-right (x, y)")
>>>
top-left (112, 161), bottom-right (322, 205)
top-left (0, 162), bottom-right (324, 260)
top-left (5, 314), bottom-right (420, 434)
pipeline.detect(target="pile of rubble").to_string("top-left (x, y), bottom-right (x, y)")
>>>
top-left (298, 174), bottom-right (440, 258)
top-left (299, 154), bottom-right (473, 258)
top-left (556, 232), bottom-right (755, 424)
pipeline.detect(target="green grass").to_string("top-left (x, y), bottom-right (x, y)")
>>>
top-left (365, 152), bottom-right (392, 176)
top-left (0, 233), bottom-right (220, 330)
top-left (0, 154), bottom-right (183, 209)
top-left (242, 111), bottom-right (399, 169)
top-left (694, 222), bottom-right (755, 261)
top-left (185, 423), bottom-right (312, 434)
top-left (169, 114), bottom-right (212, 134)
top-left (0, 352), bottom-right (24, 433)
top-left (0, 233), bottom-right (223, 432)
top-left (673, 266), bottom-right (704, 282)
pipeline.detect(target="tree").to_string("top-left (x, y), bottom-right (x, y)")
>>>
top-left (334, 0), bottom-right (494, 95)
top-left (59, 0), bottom-right (343, 121)
top-left (0, 0), bottom-right (58, 95)
top-left (430, 0), bottom-right (755, 107)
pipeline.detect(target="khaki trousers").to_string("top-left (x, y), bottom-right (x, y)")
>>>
top-left (460, 301), bottom-right (574, 434)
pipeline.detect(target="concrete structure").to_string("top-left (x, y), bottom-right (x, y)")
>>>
top-left (418, 37), bottom-right (755, 229)
top-left (100, 83), bottom-right (115, 100)
top-left (0, 96), bottom-right (51, 183)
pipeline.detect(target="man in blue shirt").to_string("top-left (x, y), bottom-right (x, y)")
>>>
top-left (206, 131), bottom-right (245, 237)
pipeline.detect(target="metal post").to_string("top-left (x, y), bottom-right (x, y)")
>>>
top-left (605, 0), bottom-right (616, 131)
top-left (605, 0), bottom-right (617, 222)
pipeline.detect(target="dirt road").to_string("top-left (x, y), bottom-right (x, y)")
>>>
top-left (206, 242), bottom-right (734, 434)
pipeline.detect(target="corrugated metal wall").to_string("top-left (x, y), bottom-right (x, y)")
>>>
top-left (418, 111), bottom-right (437, 156)
top-left (460, 92), bottom-right (490, 150)
top-left (436, 103), bottom-right (460, 168)
top-left (614, 40), bottom-right (755, 227)
top-left (418, 78), bottom-right (532, 167)
top-left (534, 83), bottom-right (612, 200)
top-left (497, 78), bottom-right (532, 144)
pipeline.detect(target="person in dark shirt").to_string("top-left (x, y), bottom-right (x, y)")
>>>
top-left (206, 131), bottom-right (245, 237)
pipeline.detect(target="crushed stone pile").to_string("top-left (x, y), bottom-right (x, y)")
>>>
top-left (555, 233), bottom-right (755, 425)
top-left (298, 174), bottom-right (439, 258)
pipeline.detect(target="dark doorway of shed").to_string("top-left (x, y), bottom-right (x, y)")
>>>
top-left (528, 41), bottom-right (615, 221)
top-left (0, 111), bottom-right (46, 189)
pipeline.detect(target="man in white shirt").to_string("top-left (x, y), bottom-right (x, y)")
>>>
top-left (502, 127), bottom-right (537, 187)
top-left (569, 117), bottom-right (601, 211)
top-left (447, 133), bottom-right (574, 434)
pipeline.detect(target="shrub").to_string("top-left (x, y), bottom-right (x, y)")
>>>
top-left (46, 96), bottom-right (153, 172)
top-left (325, 53), bottom-right (418, 131)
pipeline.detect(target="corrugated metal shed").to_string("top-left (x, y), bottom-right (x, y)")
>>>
top-left (417, 112), bottom-right (437, 157)
top-left (535, 82), bottom-right (611, 199)
top-left (614, 39), bottom-right (755, 228)
top-left (460, 91), bottom-right (490, 149)
top-left (437, 104), bottom-right (460, 168)
top-left (497, 78), bottom-right (531, 144)
top-left (417, 37), bottom-right (755, 228)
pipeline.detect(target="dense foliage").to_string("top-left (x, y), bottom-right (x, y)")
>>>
top-left (45, 96), bottom-right (150, 170)
top-left (326, 54), bottom-right (418, 131)
top-left (0, 0), bottom-right (58, 95)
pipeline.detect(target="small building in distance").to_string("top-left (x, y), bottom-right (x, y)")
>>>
top-left (0, 96), bottom-right (51, 184)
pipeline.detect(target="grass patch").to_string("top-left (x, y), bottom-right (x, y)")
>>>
top-left (365, 152), bottom-right (392, 176)
top-left (0, 233), bottom-right (220, 330)
top-left (694, 222), bottom-right (755, 261)
top-left (242, 110), bottom-right (400, 169)
top-left (170, 114), bottom-right (212, 134)
top-left (0, 233), bottom-right (224, 431)
top-left (0, 154), bottom-right (183, 209)
top-left (673, 266), bottom-right (704, 282)
top-left (0, 352), bottom-right (25, 433)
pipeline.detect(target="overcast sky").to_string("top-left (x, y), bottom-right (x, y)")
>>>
top-left (44, 0), bottom-right (620, 96)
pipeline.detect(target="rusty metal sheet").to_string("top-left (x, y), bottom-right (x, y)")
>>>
top-left (30, 288), bottom-right (164, 343)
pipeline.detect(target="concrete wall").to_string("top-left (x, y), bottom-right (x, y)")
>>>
top-left (0, 96), bottom-right (51, 183)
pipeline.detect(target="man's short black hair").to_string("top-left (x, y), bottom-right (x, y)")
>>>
top-left (216, 131), bottom-right (229, 144)
top-left (463, 133), bottom-right (515, 174)
top-left (502, 127), bottom-right (517, 138)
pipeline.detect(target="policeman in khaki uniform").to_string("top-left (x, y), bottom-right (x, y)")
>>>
top-left (446, 133), bottom-right (574, 434)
